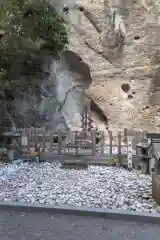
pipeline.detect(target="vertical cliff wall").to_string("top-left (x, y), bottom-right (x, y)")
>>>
top-left (2, 0), bottom-right (160, 134)
top-left (65, 0), bottom-right (160, 133)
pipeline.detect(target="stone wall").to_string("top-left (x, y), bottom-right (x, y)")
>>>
top-left (68, 0), bottom-right (160, 133)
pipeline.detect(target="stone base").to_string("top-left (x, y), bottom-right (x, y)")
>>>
top-left (141, 162), bottom-right (149, 174)
top-left (60, 160), bottom-right (88, 169)
top-left (152, 174), bottom-right (160, 205)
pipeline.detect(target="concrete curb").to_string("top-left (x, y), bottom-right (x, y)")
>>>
top-left (0, 202), bottom-right (160, 224)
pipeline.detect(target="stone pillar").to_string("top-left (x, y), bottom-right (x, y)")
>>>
top-left (7, 145), bottom-right (15, 162)
top-left (141, 160), bottom-right (149, 174)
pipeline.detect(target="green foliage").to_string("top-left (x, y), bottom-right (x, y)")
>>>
top-left (153, 0), bottom-right (160, 15)
top-left (113, 157), bottom-right (121, 164)
top-left (0, 0), bottom-right (68, 100)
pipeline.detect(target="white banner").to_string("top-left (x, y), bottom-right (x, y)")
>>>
top-left (127, 136), bottom-right (133, 169)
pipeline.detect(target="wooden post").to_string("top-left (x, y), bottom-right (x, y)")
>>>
top-left (21, 129), bottom-right (28, 148)
top-left (124, 128), bottom-right (127, 143)
top-left (92, 130), bottom-right (96, 156)
top-left (27, 128), bottom-right (31, 152)
top-left (130, 132), bottom-right (136, 155)
top-left (118, 131), bottom-right (121, 157)
top-left (127, 136), bottom-right (133, 169)
top-left (19, 129), bottom-right (22, 148)
top-left (109, 131), bottom-right (112, 155)
top-left (49, 133), bottom-right (52, 152)
top-left (58, 132), bottom-right (62, 154)
top-left (31, 127), bottom-right (34, 148)
top-left (100, 131), bottom-right (104, 155)
top-left (138, 131), bottom-right (141, 143)
top-left (35, 128), bottom-right (38, 147)
top-left (156, 156), bottom-right (160, 174)
top-left (135, 132), bottom-right (138, 155)
top-left (75, 131), bottom-right (78, 155)
top-left (42, 128), bottom-right (46, 152)
top-left (84, 106), bottom-right (88, 130)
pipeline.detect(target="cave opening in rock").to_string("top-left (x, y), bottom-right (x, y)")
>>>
top-left (121, 83), bottom-right (130, 93)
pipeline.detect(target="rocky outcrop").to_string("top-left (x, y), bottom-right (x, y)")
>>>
top-left (2, 0), bottom-right (160, 134)
top-left (0, 50), bottom-right (92, 134)
top-left (64, 0), bottom-right (160, 133)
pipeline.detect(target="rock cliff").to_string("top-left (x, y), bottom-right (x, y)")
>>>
top-left (2, 0), bottom-right (160, 134)
top-left (0, 50), bottom-right (92, 134)
top-left (66, 0), bottom-right (160, 133)
top-left (0, 0), bottom-right (94, 134)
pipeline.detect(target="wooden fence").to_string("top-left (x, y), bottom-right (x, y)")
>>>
top-left (16, 128), bottom-right (146, 167)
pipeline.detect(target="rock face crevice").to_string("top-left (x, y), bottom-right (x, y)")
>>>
top-left (90, 98), bottom-right (108, 126)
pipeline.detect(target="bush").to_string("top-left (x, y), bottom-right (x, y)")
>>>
top-left (0, 0), bottom-right (68, 101)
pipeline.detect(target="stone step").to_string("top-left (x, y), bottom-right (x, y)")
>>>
top-left (62, 159), bottom-right (87, 164)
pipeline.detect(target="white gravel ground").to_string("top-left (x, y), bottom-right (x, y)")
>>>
top-left (0, 162), bottom-right (159, 213)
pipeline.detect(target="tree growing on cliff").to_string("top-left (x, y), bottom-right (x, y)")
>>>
top-left (0, 0), bottom-right (68, 101)
top-left (154, 0), bottom-right (160, 14)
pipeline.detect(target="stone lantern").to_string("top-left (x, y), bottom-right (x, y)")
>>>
top-left (136, 139), bottom-right (150, 174)
top-left (2, 129), bottom-right (20, 162)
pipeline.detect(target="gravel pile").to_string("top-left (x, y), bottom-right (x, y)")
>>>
top-left (0, 162), bottom-right (159, 213)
